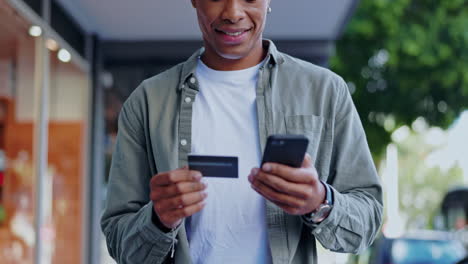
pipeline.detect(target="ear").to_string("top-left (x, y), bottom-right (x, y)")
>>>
top-left (191, 0), bottom-right (196, 8)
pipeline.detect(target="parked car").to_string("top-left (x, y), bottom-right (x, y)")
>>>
top-left (440, 187), bottom-right (468, 231)
top-left (349, 230), bottom-right (467, 264)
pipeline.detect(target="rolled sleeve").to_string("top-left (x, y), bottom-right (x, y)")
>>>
top-left (303, 187), bottom-right (344, 245)
top-left (139, 202), bottom-right (181, 252)
top-left (304, 186), bottom-right (382, 253)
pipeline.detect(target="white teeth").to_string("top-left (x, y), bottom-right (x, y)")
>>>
top-left (223, 31), bottom-right (243, 36)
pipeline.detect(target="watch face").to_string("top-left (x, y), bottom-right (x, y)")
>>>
top-left (311, 204), bottom-right (332, 223)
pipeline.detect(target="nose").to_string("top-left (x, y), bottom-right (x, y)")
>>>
top-left (221, 0), bottom-right (244, 24)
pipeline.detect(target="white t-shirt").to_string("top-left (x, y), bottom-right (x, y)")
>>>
top-left (187, 58), bottom-right (272, 264)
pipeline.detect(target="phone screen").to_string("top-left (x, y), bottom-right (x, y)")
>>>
top-left (261, 135), bottom-right (309, 168)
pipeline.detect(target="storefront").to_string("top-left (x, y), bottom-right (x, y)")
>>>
top-left (0, 0), bottom-right (95, 263)
top-left (0, 0), bottom-right (360, 263)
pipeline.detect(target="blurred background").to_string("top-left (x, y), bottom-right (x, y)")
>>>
top-left (0, 0), bottom-right (466, 263)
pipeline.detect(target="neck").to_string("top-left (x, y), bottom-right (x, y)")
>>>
top-left (201, 41), bottom-right (267, 71)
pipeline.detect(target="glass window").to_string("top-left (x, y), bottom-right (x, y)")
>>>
top-left (0, 2), bottom-right (91, 263)
top-left (45, 49), bottom-right (90, 263)
top-left (0, 3), bottom-right (39, 262)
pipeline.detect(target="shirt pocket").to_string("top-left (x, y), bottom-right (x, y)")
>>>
top-left (284, 115), bottom-right (332, 180)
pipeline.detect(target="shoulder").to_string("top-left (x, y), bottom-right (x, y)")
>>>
top-left (124, 63), bottom-right (183, 108)
top-left (276, 52), bottom-right (349, 106)
top-left (142, 63), bottom-right (184, 91)
top-left (279, 52), bottom-right (347, 92)
top-left (119, 62), bottom-right (184, 125)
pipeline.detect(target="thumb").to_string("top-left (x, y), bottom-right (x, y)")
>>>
top-left (301, 153), bottom-right (314, 168)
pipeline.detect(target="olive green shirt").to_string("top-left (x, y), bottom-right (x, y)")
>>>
top-left (101, 40), bottom-right (383, 264)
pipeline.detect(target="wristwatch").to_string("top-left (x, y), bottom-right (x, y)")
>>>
top-left (303, 181), bottom-right (333, 224)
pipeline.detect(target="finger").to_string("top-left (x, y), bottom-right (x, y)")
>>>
top-left (302, 153), bottom-right (314, 168)
top-left (169, 200), bottom-right (206, 219)
top-left (152, 169), bottom-right (202, 186)
top-left (248, 168), bottom-right (260, 182)
top-left (151, 181), bottom-right (207, 200)
top-left (253, 171), bottom-right (309, 199)
top-left (261, 162), bottom-right (313, 184)
top-left (250, 178), bottom-right (305, 208)
top-left (157, 191), bottom-right (207, 213)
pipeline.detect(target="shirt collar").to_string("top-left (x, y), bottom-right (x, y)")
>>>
top-left (178, 39), bottom-right (283, 92)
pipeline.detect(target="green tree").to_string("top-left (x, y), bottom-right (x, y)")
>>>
top-left (394, 129), bottom-right (464, 229)
top-left (331, 0), bottom-right (468, 158)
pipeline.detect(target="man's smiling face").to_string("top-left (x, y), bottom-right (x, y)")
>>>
top-left (191, 0), bottom-right (270, 61)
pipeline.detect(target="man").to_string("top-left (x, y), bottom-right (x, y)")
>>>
top-left (101, 0), bottom-right (383, 263)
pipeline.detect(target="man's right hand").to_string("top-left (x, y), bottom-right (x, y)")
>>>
top-left (150, 166), bottom-right (207, 229)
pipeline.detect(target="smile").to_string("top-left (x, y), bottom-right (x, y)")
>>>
top-left (215, 28), bottom-right (251, 36)
top-left (214, 27), bottom-right (252, 45)
top-left (224, 31), bottom-right (243, 36)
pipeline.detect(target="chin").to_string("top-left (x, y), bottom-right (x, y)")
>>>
top-left (217, 51), bottom-right (245, 60)
top-left (215, 46), bottom-right (251, 61)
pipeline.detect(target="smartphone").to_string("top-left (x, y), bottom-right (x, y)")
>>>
top-left (261, 135), bottom-right (309, 168)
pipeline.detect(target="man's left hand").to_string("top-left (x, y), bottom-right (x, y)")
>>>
top-left (248, 154), bottom-right (326, 215)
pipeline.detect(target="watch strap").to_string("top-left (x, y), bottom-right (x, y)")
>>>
top-left (322, 180), bottom-right (333, 206)
top-left (302, 181), bottom-right (334, 224)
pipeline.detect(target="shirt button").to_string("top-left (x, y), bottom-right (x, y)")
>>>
top-left (181, 84), bottom-right (185, 89)
top-left (316, 228), bottom-right (322, 234)
top-left (180, 139), bottom-right (187, 146)
top-left (185, 97), bottom-right (192, 103)
top-left (189, 77), bottom-right (196, 84)
top-left (165, 239), bottom-right (172, 243)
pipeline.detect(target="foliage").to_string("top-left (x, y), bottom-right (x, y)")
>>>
top-left (330, 0), bottom-right (468, 159)
top-left (393, 128), bottom-right (463, 229)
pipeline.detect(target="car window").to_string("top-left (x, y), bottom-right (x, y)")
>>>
top-left (391, 239), bottom-right (466, 264)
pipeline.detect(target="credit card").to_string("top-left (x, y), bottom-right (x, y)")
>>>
top-left (188, 155), bottom-right (238, 178)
